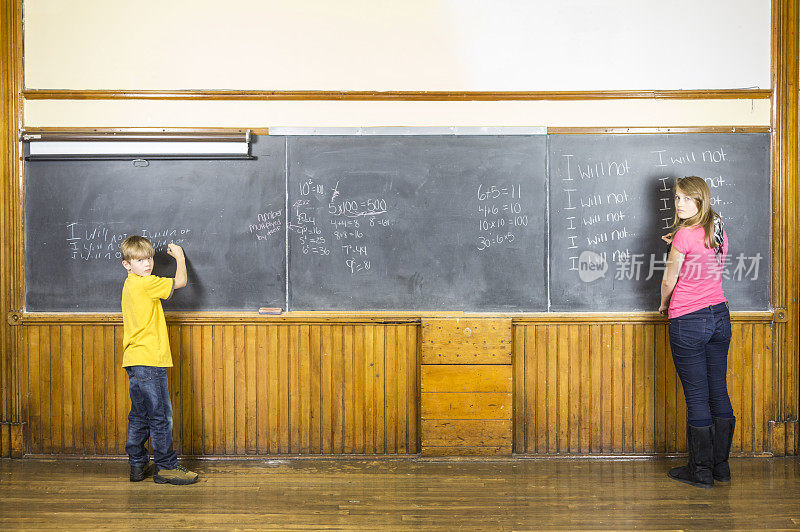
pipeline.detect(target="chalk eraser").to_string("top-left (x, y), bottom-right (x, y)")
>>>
top-left (258, 307), bottom-right (283, 315)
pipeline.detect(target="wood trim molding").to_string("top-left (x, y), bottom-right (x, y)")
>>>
top-left (769, 0), bottom-right (799, 455)
top-left (22, 89), bottom-right (772, 102)
top-left (17, 311), bottom-right (774, 326)
top-left (0, 0), bottom-right (24, 431)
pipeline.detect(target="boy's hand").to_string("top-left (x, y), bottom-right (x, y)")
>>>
top-left (167, 243), bottom-right (185, 261)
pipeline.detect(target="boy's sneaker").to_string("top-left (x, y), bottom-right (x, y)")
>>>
top-left (154, 464), bottom-right (199, 485)
top-left (130, 462), bottom-right (153, 482)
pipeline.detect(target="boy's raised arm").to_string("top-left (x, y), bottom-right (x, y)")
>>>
top-left (167, 243), bottom-right (187, 290)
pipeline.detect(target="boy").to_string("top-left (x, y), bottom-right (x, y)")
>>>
top-left (120, 235), bottom-right (199, 485)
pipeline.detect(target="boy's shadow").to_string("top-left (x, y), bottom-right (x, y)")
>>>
top-left (152, 250), bottom-right (205, 309)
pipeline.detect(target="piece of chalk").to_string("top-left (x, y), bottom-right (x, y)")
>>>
top-left (258, 307), bottom-right (283, 315)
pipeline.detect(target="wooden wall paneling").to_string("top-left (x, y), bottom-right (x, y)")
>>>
top-left (266, 325), bottom-right (279, 453)
top-left (61, 326), bottom-right (73, 454)
top-left (71, 325), bottom-right (82, 454)
top-left (396, 325), bottom-right (407, 454)
top-left (50, 326), bottom-right (62, 453)
top-left (384, 326), bottom-right (397, 453)
top-left (202, 325), bottom-right (214, 454)
top-left (545, 324), bottom-right (557, 453)
top-left (299, 324), bottom-right (310, 454)
top-left (224, 325), bottom-right (236, 454)
top-left (113, 326), bottom-right (124, 455)
top-left (421, 319), bottom-right (512, 456)
top-left (178, 325), bottom-right (190, 454)
top-left (308, 325), bottom-right (321, 453)
top-left (512, 326), bottom-right (524, 451)
top-left (330, 325), bottom-right (343, 454)
top-left (27, 327), bottom-right (39, 452)
top-left (40, 326), bottom-right (52, 453)
top-left (763, 324), bottom-right (774, 453)
top-left (373, 325), bottom-right (385, 454)
top-left (408, 325), bottom-right (419, 453)
top-left (166, 325), bottom-right (181, 454)
top-left (363, 325), bottom-right (375, 454)
top-left (753, 324), bottom-right (766, 453)
top-left (342, 324), bottom-right (353, 453)
top-left (234, 324), bottom-right (246, 454)
top-left (579, 324), bottom-right (590, 453)
top-left (643, 324), bottom-right (655, 453)
top-left (352, 325), bottom-right (363, 453)
top-left (320, 325), bottom-right (332, 454)
top-left (653, 325), bottom-right (668, 453)
top-left (729, 323), bottom-right (743, 452)
top-left (742, 324), bottom-right (755, 453)
top-left (421, 319), bottom-right (512, 364)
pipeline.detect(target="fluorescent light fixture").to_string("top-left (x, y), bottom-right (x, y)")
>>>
top-left (23, 130), bottom-right (253, 161)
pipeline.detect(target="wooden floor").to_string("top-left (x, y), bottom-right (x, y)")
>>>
top-left (1, 457), bottom-right (799, 530)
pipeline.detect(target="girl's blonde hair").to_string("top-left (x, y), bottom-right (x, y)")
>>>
top-left (671, 176), bottom-right (720, 249)
top-left (120, 235), bottom-right (154, 261)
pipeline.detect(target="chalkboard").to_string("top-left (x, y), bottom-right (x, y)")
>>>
top-left (549, 133), bottom-right (770, 311)
top-left (24, 132), bottom-right (772, 313)
top-left (286, 136), bottom-right (548, 310)
top-left (25, 135), bottom-right (286, 311)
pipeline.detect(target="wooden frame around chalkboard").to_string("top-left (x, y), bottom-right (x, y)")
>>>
top-left (1, 0), bottom-right (797, 457)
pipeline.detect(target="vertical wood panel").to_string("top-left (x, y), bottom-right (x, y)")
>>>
top-left (385, 326), bottom-right (397, 453)
top-left (407, 326), bottom-right (418, 453)
top-left (310, 325), bottom-right (321, 453)
top-left (71, 326), bottom-right (83, 454)
top-left (342, 325), bottom-right (353, 453)
top-left (202, 325), bottom-right (214, 454)
top-left (234, 325), bottom-right (246, 454)
top-left (589, 325), bottom-right (601, 453)
top-left (354, 326), bottom-right (365, 453)
top-left (729, 323), bottom-right (743, 452)
top-left (373, 326), bottom-right (385, 454)
top-left (299, 324), bottom-right (310, 454)
top-left (114, 326), bottom-right (126, 455)
top-left (741, 324), bottom-right (753, 453)
top-left (579, 325), bottom-right (590, 454)
top-left (168, 325), bottom-right (181, 453)
top-left (50, 326), bottom-right (62, 453)
top-left (396, 325), bottom-right (407, 454)
top-left (513, 321), bottom-right (774, 456)
top-left (364, 325), bottom-right (375, 454)
top-left (331, 325), bottom-right (343, 454)
top-left (91, 326), bottom-right (103, 453)
top-left (320, 325), bottom-right (332, 454)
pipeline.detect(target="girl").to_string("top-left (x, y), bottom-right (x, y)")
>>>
top-left (659, 176), bottom-right (735, 489)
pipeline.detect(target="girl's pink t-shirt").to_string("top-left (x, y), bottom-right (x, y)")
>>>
top-left (668, 225), bottom-right (728, 319)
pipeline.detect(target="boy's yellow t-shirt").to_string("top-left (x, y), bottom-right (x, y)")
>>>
top-left (121, 273), bottom-right (174, 367)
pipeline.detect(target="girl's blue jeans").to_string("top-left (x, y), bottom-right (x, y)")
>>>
top-left (668, 302), bottom-right (734, 426)
top-left (125, 365), bottom-right (178, 470)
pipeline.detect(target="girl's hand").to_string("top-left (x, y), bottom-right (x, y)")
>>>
top-left (658, 304), bottom-right (669, 316)
top-left (661, 233), bottom-right (673, 244)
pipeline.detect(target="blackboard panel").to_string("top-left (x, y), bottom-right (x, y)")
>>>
top-left (287, 136), bottom-right (547, 311)
top-left (25, 135), bottom-right (286, 312)
top-left (549, 133), bottom-right (770, 312)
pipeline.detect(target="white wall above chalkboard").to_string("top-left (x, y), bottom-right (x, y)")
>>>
top-left (24, 0), bottom-right (770, 91)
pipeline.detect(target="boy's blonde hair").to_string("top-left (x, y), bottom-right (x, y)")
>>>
top-left (121, 235), bottom-right (155, 261)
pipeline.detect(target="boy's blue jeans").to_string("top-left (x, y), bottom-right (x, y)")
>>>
top-left (125, 365), bottom-right (178, 470)
top-left (668, 302), bottom-right (734, 427)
